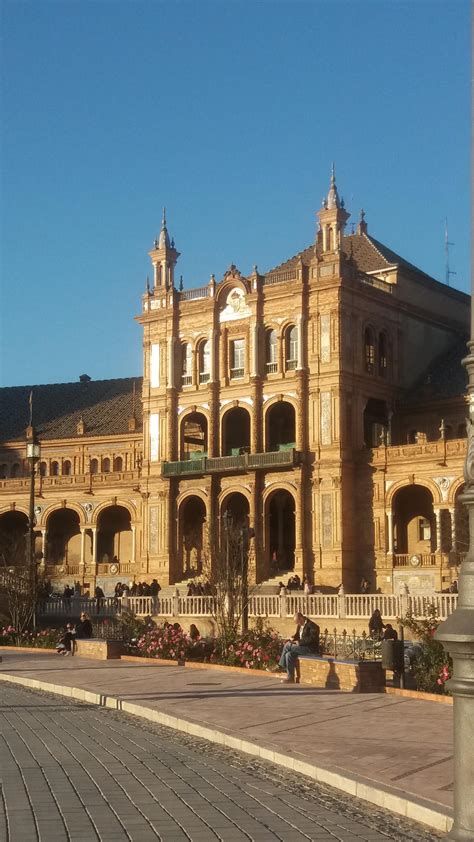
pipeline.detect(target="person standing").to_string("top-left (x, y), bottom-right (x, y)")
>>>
top-left (368, 608), bottom-right (385, 639)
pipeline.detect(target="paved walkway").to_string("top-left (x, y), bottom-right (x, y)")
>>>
top-left (0, 651), bottom-right (453, 835)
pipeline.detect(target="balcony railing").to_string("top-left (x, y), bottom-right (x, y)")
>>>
top-left (266, 362), bottom-right (278, 374)
top-left (162, 448), bottom-right (298, 477)
top-left (0, 470), bottom-right (140, 491)
top-left (286, 359), bottom-right (297, 371)
top-left (370, 437), bottom-right (466, 464)
top-left (393, 553), bottom-right (438, 567)
top-left (230, 367), bottom-right (244, 379)
top-left (199, 371), bottom-right (210, 384)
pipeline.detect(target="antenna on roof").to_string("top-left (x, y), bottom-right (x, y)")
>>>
top-left (445, 218), bottom-right (456, 286)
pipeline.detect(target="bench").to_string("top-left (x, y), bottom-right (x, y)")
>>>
top-left (73, 638), bottom-right (123, 660)
top-left (297, 654), bottom-right (385, 693)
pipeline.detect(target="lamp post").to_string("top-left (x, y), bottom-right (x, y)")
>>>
top-left (434, 21), bottom-right (474, 835)
top-left (26, 431), bottom-right (41, 625)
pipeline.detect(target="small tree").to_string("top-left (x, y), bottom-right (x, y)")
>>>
top-left (202, 519), bottom-right (256, 656)
top-left (401, 604), bottom-right (452, 694)
top-left (0, 533), bottom-right (40, 641)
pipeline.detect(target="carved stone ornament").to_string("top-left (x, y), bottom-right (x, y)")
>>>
top-left (83, 502), bottom-right (94, 514)
top-left (464, 418), bottom-right (474, 483)
top-left (219, 287), bottom-right (252, 323)
top-left (434, 476), bottom-right (455, 502)
top-left (34, 505), bottom-right (42, 516)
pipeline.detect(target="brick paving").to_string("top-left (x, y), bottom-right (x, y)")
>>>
top-left (0, 681), bottom-right (441, 841)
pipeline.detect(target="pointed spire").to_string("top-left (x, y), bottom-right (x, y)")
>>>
top-left (145, 275), bottom-right (150, 294)
top-left (179, 275), bottom-right (184, 292)
top-left (327, 163), bottom-right (340, 210)
top-left (357, 208), bottom-right (368, 235)
top-left (158, 206), bottom-right (171, 249)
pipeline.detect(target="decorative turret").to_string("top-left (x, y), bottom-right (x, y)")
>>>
top-left (317, 165), bottom-right (350, 253)
top-left (148, 208), bottom-right (180, 290)
top-left (357, 208), bottom-right (368, 235)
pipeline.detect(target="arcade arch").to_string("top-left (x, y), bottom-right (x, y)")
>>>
top-left (265, 401), bottom-right (296, 452)
top-left (96, 505), bottom-right (132, 564)
top-left (222, 407), bottom-right (250, 456)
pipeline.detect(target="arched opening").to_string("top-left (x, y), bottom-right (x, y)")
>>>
top-left (457, 422), bottom-right (467, 439)
top-left (180, 496), bottom-right (206, 577)
top-left (46, 509), bottom-right (81, 566)
top-left (113, 456), bottom-right (123, 472)
top-left (0, 510), bottom-right (29, 567)
top-left (63, 460), bottom-right (72, 476)
top-left (378, 332), bottom-right (388, 376)
top-left (11, 463), bottom-right (21, 478)
top-left (285, 325), bottom-right (298, 371)
top-left (444, 425), bottom-right (453, 440)
top-left (180, 412), bottom-right (208, 460)
top-left (39, 461), bottom-right (47, 477)
top-left (407, 430), bottom-right (417, 444)
top-left (363, 398), bottom-right (388, 448)
top-left (265, 329), bottom-right (277, 374)
top-left (90, 458), bottom-right (98, 474)
top-left (181, 342), bottom-right (192, 386)
top-left (266, 402), bottom-right (296, 452)
top-left (364, 327), bottom-right (376, 373)
top-left (221, 493), bottom-right (250, 532)
top-left (97, 505), bottom-right (132, 564)
top-left (266, 489), bottom-right (296, 573)
top-left (222, 407), bottom-right (250, 456)
top-left (198, 339), bottom-right (211, 384)
top-left (393, 485), bottom-right (435, 556)
top-left (102, 457), bottom-right (111, 473)
top-left (51, 461), bottom-right (59, 477)
top-left (0, 464), bottom-right (7, 479)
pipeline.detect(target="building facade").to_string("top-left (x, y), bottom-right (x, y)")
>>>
top-left (0, 172), bottom-right (470, 594)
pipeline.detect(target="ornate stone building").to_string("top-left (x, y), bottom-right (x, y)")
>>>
top-left (0, 172), bottom-right (470, 593)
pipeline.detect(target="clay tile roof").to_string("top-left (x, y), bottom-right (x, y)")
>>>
top-left (0, 377), bottom-right (143, 442)
top-left (265, 231), bottom-right (439, 282)
top-left (403, 337), bottom-right (468, 403)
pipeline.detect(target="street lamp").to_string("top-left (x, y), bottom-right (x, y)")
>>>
top-left (26, 431), bottom-right (41, 622)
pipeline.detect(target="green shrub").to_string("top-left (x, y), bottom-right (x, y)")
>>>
top-left (401, 606), bottom-right (452, 694)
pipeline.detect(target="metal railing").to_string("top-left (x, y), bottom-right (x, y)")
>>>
top-left (179, 286), bottom-right (210, 301)
top-left (263, 270), bottom-right (297, 286)
top-left (393, 553), bottom-right (437, 567)
top-left (162, 448), bottom-right (297, 477)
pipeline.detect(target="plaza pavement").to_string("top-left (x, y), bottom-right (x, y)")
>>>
top-left (0, 650), bottom-right (453, 834)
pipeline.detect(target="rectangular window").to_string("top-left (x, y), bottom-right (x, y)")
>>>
top-left (419, 518), bottom-right (431, 542)
top-left (230, 339), bottom-right (245, 378)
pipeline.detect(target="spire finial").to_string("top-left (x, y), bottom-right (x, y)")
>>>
top-left (179, 275), bottom-right (184, 292)
top-left (326, 163), bottom-right (340, 210)
top-left (158, 206), bottom-right (171, 249)
top-left (145, 275), bottom-right (150, 294)
top-left (162, 207), bottom-right (166, 228)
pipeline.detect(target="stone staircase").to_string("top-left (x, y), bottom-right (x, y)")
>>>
top-left (160, 572), bottom-right (293, 598)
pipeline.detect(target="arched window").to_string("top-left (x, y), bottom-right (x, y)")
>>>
top-left (0, 464), bottom-right (7, 479)
top-left (50, 461), bottom-right (59, 477)
top-left (102, 457), bottom-right (111, 473)
top-left (90, 458), bottom-right (99, 474)
top-left (266, 329), bottom-right (277, 374)
top-left (364, 327), bottom-right (375, 373)
top-left (444, 425), bottom-right (453, 441)
top-left (407, 430), bottom-right (417, 444)
top-left (378, 332), bottom-right (388, 376)
top-left (199, 340), bottom-right (211, 384)
top-left (181, 343), bottom-right (192, 386)
top-left (113, 456), bottom-right (123, 471)
top-left (63, 460), bottom-right (72, 476)
top-left (11, 463), bottom-right (21, 478)
top-left (39, 461), bottom-right (47, 477)
top-left (285, 326), bottom-right (298, 371)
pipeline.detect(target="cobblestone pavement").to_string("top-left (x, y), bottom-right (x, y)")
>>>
top-left (0, 682), bottom-right (441, 842)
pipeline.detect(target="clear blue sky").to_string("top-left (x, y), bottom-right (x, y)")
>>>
top-left (1, 0), bottom-right (470, 387)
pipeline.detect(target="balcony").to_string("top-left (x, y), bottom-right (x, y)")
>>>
top-left (162, 448), bottom-right (299, 477)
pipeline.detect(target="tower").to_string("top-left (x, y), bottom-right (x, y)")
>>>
top-left (317, 165), bottom-right (350, 252)
top-left (148, 209), bottom-right (180, 291)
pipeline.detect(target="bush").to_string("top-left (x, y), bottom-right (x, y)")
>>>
top-left (0, 625), bottom-right (59, 648)
top-left (401, 606), bottom-right (452, 695)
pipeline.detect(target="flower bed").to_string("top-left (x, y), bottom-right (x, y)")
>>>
top-left (0, 625), bottom-right (59, 649)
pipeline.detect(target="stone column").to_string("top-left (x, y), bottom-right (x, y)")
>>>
top-left (91, 527), bottom-right (98, 569)
top-left (80, 528), bottom-right (86, 568)
top-left (435, 508), bottom-right (442, 553)
top-left (450, 507), bottom-right (456, 552)
top-left (167, 336), bottom-right (175, 388)
top-left (296, 315), bottom-right (304, 370)
top-left (386, 509), bottom-right (394, 555)
top-left (131, 525), bottom-right (136, 563)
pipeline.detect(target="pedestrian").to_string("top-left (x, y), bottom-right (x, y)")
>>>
top-left (368, 608), bottom-right (385, 639)
top-left (269, 612), bottom-right (320, 684)
top-left (383, 623), bottom-right (398, 641)
top-left (75, 612), bottom-right (93, 639)
top-left (94, 585), bottom-right (105, 614)
top-left (56, 624), bottom-right (75, 655)
top-left (189, 623), bottom-right (200, 641)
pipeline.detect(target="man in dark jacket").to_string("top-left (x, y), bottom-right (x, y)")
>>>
top-left (276, 612), bottom-right (320, 684)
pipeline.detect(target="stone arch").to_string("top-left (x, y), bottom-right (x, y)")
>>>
top-left (391, 484), bottom-right (436, 555)
top-left (387, 478), bottom-right (442, 508)
top-left (45, 508), bottom-right (81, 566)
top-left (42, 501), bottom-right (86, 529)
top-left (92, 498), bottom-right (137, 525)
top-left (180, 409), bottom-right (209, 460)
top-left (0, 509), bottom-right (29, 567)
top-left (96, 504), bottom-right (132, 565)
top-left (221, 405), bottom-right (251, 456)
top-left (264, 398), bottom-right (297, 451)
top-left (178, 495), bottom-right (207, 578)
top-left (264, 487), bottom-right (296, 574)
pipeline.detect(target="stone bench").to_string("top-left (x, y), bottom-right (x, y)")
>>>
top-left (73, 638), bottom-right (123, 660)
top-left (297, 654), bottom-right (385, 693)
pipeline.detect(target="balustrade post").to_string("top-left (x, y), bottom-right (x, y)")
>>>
top-left (337, 586), bottom-right (346, 620)
top-left (173, 587), bottom-right (180, 618)
top-left (399, 591), bottom-right (409, 619)
top-left (279, 588), bottom-right (287, 618)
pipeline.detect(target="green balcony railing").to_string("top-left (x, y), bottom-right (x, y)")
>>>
top-left (162, 448), bottom-right (298, 478)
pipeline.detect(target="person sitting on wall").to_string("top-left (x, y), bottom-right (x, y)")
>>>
top-left (368, 608), bottom-right (385, 640)
top-left (75, 612), bottom-right (93, 639)
top-left (269, 612), bottom-right (320, 684)
top-left (382, 623), bottom-right (398, 641)
top-left (56, 624), bottom-right (75, 655)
